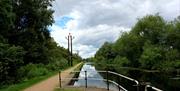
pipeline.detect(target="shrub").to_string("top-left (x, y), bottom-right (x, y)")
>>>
top-left (46, 58), bottom-right (68, 71)
top-left (18, 63), bottom-right (49, 80)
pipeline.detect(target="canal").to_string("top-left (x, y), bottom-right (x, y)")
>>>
top-left (73, 62), bottom-right (119, 91)
top-left (72, 62), bottom-right (180, 91)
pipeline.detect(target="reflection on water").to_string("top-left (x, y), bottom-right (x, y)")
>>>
top-left (74, 62), bottom-right (119, 91)
top-left (118, 68), bottom-right (180, 91)
top-left (95, 64), bottom-right (180, 91)
top-left (73, 62), bottom-right (180, 91)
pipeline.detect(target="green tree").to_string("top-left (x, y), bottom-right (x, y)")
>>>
top-left (113, 33), bottom-right (143, 67)
top-left (94, 14), bottom-right (180, 71)
top-left (9, 0), bottom-right (54, 64)
top-left (95, 42), bottom-right (115, 64)
top-left (139, 42), bottom-right (164, 69)
top-left (113, 56), bottom-right (129, 67)
top-left (0, 0), bottom-right (15, 38)
top-left (132, 14), bottom-right (166, 44)
top-left (0, 43), bottom-right (25, 84)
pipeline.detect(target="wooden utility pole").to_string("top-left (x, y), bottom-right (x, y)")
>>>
top-left (66, 33), bottom-right (74, 66)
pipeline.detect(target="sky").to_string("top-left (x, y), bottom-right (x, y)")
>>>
top-left (50, 0), bottom-right (180, 58)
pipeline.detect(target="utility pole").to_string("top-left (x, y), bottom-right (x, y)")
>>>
top-left (65, 33), bottom-right (74, 66)
top-left (65, 34), bottom-right (70, 66)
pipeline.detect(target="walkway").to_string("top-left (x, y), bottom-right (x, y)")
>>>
top-left (23, 63), bottom-right (82, 91)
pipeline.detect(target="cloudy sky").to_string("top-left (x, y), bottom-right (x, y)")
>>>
top-left (50, 0), bottom-right (180, 58)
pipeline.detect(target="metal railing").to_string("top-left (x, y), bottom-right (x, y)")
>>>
top-left (145, 85), bottom-right (163, 91)
top-left (58, 70), bottom-right (162, 91)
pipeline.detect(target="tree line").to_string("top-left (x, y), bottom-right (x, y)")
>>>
top-left (93, 14), bottom-right (180, 71)
top-left (0, 0), bottom-right (81, 86)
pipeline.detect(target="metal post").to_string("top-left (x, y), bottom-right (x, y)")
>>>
top-left (137, 85), bottom-right (139, 91)
top-left (59, 71), bottom-right (61, 88)
top-left (85, 71), bottom-right (87, 88)
top-left (106, 70), bottom-right (109, 90)
top-left (118, 76), bottom-right (121, 91)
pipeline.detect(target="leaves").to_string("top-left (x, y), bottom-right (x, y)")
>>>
top-left (94, 14), bottom-right (180, 71)
top-left (0, 42), bottom-right (25, 84)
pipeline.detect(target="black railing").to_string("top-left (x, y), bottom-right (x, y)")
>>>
top-left (59, 70), bottom-right (162, 91)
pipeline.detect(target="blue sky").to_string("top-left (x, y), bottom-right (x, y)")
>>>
top-left (54, 16), bottom-right (73, 29)
top-left (51, 0), bottom-right (180, 58)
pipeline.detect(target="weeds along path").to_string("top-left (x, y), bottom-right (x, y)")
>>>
top-left (23, 62), bottom-right (82, 91)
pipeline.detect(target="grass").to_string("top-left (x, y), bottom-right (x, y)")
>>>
top-left (54, 88), bottom-right (82, 91)
top-left (0, 71), bottom-right (58, 91)
top-left (73, 62), bottom-right (84, 71)
top-left (0, 62), bottom-right (82, 91)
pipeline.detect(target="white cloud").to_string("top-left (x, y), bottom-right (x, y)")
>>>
top-left (50, 24), bottom-right (129, 58)
top-left (51, 0), bottom-right (180, 58)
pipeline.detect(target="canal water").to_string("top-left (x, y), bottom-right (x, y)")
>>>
top-left (94, 64), bottom-right (180, 91)
top-left (73, 62), bottom-right (180, 91)
top-left (74, 62), bottom-right (119, 91)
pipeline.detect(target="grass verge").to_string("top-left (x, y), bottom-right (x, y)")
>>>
top-left (0, 62), bottom-right (82, 91)
top-left (0, 71), bottom-right (58, 91)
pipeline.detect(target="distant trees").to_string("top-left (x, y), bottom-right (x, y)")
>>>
top-left (94, 15), bottom-right (180, 71)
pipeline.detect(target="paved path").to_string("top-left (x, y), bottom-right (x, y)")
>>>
top-left (24, 63), bottom-right (82, 91)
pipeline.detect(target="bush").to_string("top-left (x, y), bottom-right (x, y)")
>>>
top-left (113, 56), bottom-right (130, 67)
top-left (27, 66), bottom-right (48, 79)
top-left (46, 58), bottom-right (68, 71)
top-left (18, 63), bottom-right (49, 80)
top-left (159, 60), bottom-right (180, 71)
top-left (0, 43), bottom-right (25, 85)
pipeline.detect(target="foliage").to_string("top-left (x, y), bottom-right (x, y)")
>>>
top-left (139, 42), bottom-right (164, 69)
top-left (0, 42), bottom-right (25, 85)
top-left (94, 14), bottom-right (180, 72)
top-left (18, 63), bottom-right (48, 80)
top-left (0, 0), bottom-right (82, 87)
top-left (113, 56), bottom-right (130, 67)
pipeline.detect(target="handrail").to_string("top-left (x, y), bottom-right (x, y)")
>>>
top-left (108, 71), bottom-right (139, 85)
top-left (61, 76), bottom-right (128, 91)
top-left (66, 70), bottom-right (139, 85)
top-left (59, 70), bottom-right (162, 91)
top-left (108, 79), bottom-right (128, 91)
top-left (145, 85), bottom-right (163, 91)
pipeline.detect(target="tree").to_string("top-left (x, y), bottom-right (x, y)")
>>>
top-left (0, 0), bottom-right (15, 38)
top-left (132, 14), bottom-right (166, 44)
top-left (0, 43), bottom-right (25, 84)
top-left (113, 33), bottom-right (143, 67)
top-left (94, 14), bottom-right (180, 71)
top-left (9, 0), bottom-right (55, 64)
top-left (113, 56), bottom-right (130, 67)
top-left (139, 42), bottom-right (164, 69)
top-left (95, 42), bottom-right (115, 64)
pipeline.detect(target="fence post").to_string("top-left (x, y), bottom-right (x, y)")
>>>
top-left (118, 76), bottom-right (121, 91)
top-left (59, 71), bottom-right (61, 88)
top-left (85, 71), bottom-right (87, 88)
top-left (106, 70), bottom-right (109, 91)
top-left (137, 84), bottom-right (139, 91)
